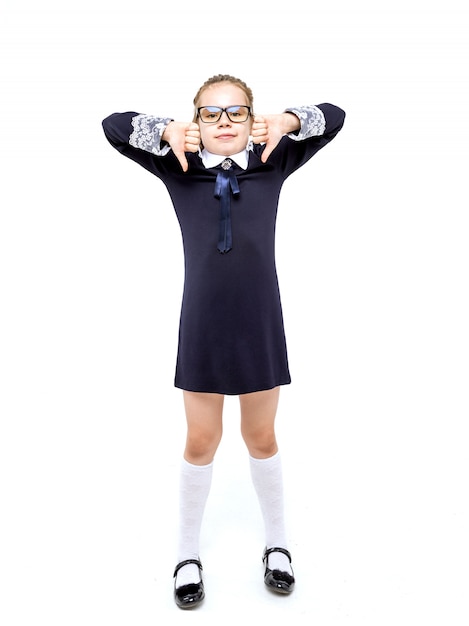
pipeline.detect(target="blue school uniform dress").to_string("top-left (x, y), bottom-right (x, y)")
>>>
top-left (102, 103), bottom-right (345, 395)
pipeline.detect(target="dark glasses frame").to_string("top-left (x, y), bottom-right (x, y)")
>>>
top-left (196, 105), bottom-right (252, 123)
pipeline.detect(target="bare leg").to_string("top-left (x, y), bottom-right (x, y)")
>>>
top-left (239, 386), bottom-right (280, 459)
top-left (183, 391), bottom-right (224, 465)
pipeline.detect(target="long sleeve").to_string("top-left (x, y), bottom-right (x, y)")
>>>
top-left (102, 112), bottom-right (178, 177)
top-left (285, 105), bottom-right (326, 139)
top-left (103, 112), bottom-right (172, 152)
top-left (258, 103), bottom-right (345, 177)
top-left (128, 114), bottom-right (173, 155)
top-left (285, 103), bottom-right (345, 141)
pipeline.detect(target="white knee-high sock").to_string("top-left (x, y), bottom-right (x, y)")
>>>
top-left (249, 451), bottom-right (293, 574)
top-left (176, 458), bottom-right (213, 586)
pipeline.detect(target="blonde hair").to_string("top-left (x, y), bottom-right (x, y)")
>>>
top-left (192, 74), bottom-right (254, 122)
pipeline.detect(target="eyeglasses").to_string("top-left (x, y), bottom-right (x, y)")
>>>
top-left (197, 105), bottom-right (251, 124)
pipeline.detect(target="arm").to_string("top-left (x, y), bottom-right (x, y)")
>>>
top-left (251, 104), bottom-right (345, 163)
top-left (102, 112), bottom-right (172, 154)
top-left (102, 112), bottom-right (200, 173)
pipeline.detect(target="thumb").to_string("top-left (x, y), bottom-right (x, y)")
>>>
top-left (261, 141), bottom-right (274, 163)
top-left (173, 150), bottom-right (189, 172)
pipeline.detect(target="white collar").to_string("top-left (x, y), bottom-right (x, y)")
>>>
top-left (200, 142), bottom-right (253, 170)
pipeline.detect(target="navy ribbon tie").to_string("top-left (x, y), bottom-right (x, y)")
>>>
top-left (214, 158), bottom-right (240, 254)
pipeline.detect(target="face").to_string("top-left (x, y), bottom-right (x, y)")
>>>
top-left (197, 83), bottom-right (252, 156)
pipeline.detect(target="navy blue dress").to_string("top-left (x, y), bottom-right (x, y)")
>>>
top-left (102, 103), bottom-right (345, 394)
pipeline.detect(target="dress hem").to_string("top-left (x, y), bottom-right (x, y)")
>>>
top-left (174, 378), bottom-right (291, 396)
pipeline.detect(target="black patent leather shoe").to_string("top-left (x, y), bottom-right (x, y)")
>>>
top-left (263, 547), bottom-right (295, 594)
top-left (173, 559), bottom-right (205, 609)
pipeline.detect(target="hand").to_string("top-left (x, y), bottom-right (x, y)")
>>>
top-left (162, 121), bottom-right (200, 172)
top-left (251, 113), bottom-right (300, 163)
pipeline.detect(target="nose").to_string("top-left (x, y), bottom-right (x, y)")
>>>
top-left (217, 110), bottom-right (232, 125)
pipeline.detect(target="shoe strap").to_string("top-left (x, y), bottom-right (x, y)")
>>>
top-left (263, 547), bottom-right (292, 563)
top-left (173, 558), bottom-right (203, 577)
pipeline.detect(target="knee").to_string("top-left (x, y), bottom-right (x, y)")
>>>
top-left (241, 427), bottom-right (278, 459)
top-left (185, 426), bottom-right (223, 464)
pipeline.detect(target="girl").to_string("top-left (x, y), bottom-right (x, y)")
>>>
top-left (102, 74), bottom-right (345, 609)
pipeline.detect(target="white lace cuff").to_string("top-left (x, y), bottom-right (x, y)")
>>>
top-left (129, 114), bottom-right (173, 155)
top-left (284, 105), bottom-right (326, 140)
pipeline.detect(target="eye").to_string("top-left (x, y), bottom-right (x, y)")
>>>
top-left (200, 106), bottom-right (222, 122)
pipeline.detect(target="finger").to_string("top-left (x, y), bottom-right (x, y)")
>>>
top-left (261, 139), bottom-right (279, 162)
top-left (184, 142), bottom-right (199, 154)
top-left (185, 134), bottom-right (200, 153)
top-left (251, 121), bottom-right (267, 132)
top-left (261, 146), bottom-right (273, 163)
top-left (185, 132), bottom-right (200, 145)
top-left (173, 150), bottom-right (189, 172)
top-left (252, 121), bottom-right (266, 135)
top-left (251, 124), bottom-right (268, 143)
top-left (186, 125), bottom-right (200, 138)
top-left (185, 135), bottom-right (200, 147)
top-left (251, 131), bottom-right (268, 145)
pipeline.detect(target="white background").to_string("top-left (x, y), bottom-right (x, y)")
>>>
top-left (1, 1), bottom-right (468, 624)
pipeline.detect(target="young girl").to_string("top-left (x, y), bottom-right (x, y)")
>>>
top-left (102, 74), bottom-right (345, 609)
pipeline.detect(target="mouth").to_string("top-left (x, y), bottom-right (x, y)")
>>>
top-left (216, 134), bottom-right (235, 140)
